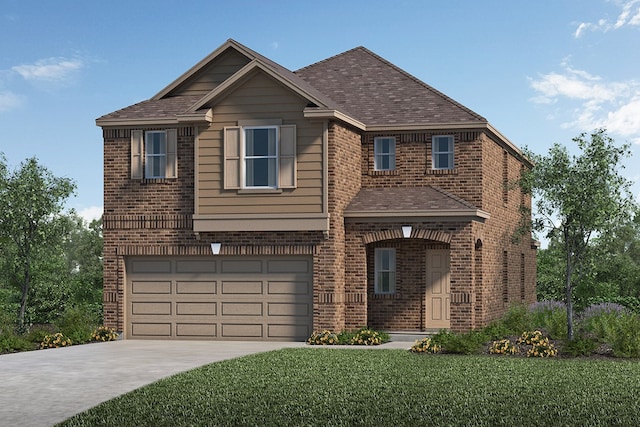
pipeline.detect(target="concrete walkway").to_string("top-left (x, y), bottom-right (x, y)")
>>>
top-left (0, 340), bottom-right (410, 427)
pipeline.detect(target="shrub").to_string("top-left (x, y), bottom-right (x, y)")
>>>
top-left (529, 300), bottom-right (567, 339)
top-left (410, 337), bottom-right (441, 354)
top-left (562, 337), bottom-right (598, 357)
top-left (91, 326), bottom-right (119, 342)
top-left (55, 306), bottom-right (99, 344)
top-left (578, 302), bottom-right (629, 341)
top-left (497, 304), bottom-right (532, 335)
top-left (0, 332), bottom-right (33, 353)
top-left (517, 331), bottom-right (558, 358)
top-left (349, 328), bottom-right (387, 345)
top-left (489, 339), bottom-right (519, 355)
top-left (602, 313), bottom-right (640, 358)
top-left (432, 330), bottom-right (485, 355)
top-left (307, 330), bottom-right (339, 345)
top-left (40, 332), bottom-right (73, 349)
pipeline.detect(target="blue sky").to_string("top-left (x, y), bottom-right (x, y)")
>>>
top-left (1, 0), bottom-right (639, 223)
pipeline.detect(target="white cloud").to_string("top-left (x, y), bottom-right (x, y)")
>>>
top-left (0, 91), bottom-right (24, 111)
top-left (530, 63), bottom-right (640, 144)
top-left (77, 206), bottom-right (103, 224)
top-left (575, 0), bottom-right (640, 37)
top-left (11, 57), bottom-right (84, 82)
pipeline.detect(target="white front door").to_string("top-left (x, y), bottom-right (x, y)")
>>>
top-left (425, 249), bottom-right (450, 329)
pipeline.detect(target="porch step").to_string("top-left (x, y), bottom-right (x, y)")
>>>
top-left (387, 331), bottom-right (433, 342)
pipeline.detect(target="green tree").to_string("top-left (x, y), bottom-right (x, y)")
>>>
top-left (521, 129), bottom-right (637, 339)
top-left (0, 156), bottom-right (76, 330)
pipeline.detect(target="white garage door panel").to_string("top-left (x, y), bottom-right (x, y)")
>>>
top-left (126, 256), bottom-right (312, 341)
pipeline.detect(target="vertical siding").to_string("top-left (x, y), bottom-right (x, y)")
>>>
top-left (197, 71), bottom-right (324, 215)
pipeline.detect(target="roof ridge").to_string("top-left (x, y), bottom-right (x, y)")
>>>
top-left (355, 47), bottom-right (487, 123)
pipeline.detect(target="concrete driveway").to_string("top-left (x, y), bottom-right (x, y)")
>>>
top-left (0, 340), bottom-right (306, 427)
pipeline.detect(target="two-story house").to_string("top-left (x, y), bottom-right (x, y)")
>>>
top-left (96, 39), bottom-right (536, 341)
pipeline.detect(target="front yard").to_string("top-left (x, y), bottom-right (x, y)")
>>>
top-left (60, 348), bottom-right (640, 426)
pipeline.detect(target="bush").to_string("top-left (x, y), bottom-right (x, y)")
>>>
top-left (410, 337), bottom-right (441, 354)
top-left (307, 330), bottom-right (339, 345)
top-left (529, 300), bottom-right (567, 339)
top-left (54, 305), bottom-right (99, 344)
top-left (489, 339), bottom-right (519, 355)
top-left (578, 302), bottom-right (629, 341)
top-left (40, 332), bottom-right (73, 349)
top-left (307, 328), bottom-right (388, 346)
top-left (562, 337), bottom-right (598, 357)
top-left (497, 304), bottom-right (532, 335)
top-left (0, 331), bottom-right (34, 353)
top-left (517, 331), bottom-right (558, 358)
top-left (602, 313), bottom-right (640, 358)
top-left (431, 330), bottom-right (486, 355)
top-left (91, 326), bottom-right (119, 342)
top-left (349, 328), bottom-right (387, 345)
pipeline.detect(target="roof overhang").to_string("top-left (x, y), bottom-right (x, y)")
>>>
top-left (303, 108), bottom-right (366, 130)
top-left (95, 108), bottom-right (213, 127)
top-left (343, 209), bottom-right (490, 222)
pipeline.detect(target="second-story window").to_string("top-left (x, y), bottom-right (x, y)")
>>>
top-left (130, 129), bottom-right (178, 180)
top-left (432, 135), bottom-right (454, 170)
top-left (374, 137), bottom-right (396, 171)
top-left (244, 127), bottom-right (278, 188)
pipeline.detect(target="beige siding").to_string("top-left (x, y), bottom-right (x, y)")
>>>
top-left (169, 49), bottom-right (251, 97)
top-left (197, 71), bottom-right (324, 216)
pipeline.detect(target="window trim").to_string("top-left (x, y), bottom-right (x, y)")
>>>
top-left (432, 135), bottom-right (454, 170)
top-left (374, 137), bottom-right (396, 171)
top-left (242, 125), bottom-right (279, 189)
top-left (374, 248), bottom-right (397, 295)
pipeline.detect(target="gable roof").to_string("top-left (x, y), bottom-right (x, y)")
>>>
top-left (96, 39), bottom-right (511, 145)
top-left (295, 47), bottom-right (487, 130)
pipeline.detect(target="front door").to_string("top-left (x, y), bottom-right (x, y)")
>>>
top-left (425, 249), bottom-right (450, 329)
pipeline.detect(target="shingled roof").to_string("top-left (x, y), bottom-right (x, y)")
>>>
top-left (97, 39), bottom-right (489, 130)
top-left (344, 186), bottom-right (490, 220)
top-left (295, 47), bottom-right (487, 127)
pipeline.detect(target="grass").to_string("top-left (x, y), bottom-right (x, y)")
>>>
top-left (60, 348), bottom-right (640, 427)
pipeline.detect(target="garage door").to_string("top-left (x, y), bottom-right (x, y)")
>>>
top-left (125, 256), bottom-right (313, 341)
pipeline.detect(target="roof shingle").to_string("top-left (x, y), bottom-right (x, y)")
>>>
top-left (345, 186), bottom-right (479, 213)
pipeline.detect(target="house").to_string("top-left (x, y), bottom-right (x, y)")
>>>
top-left (96, 39), bottom-right (537, 341)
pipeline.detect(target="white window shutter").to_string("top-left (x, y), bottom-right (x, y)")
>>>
top-left (224, 127), bottom-right (241, 189)
top-left (166, 129), bottom-right (178, 178)
top-left (279, 125), bottom-right (296, 188)
top-left (131, 130), bottom-right (143, 179)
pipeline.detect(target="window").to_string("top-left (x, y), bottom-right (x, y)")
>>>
top-left (224, 125), bottom-right (296, 190)
top-left (432, 135), bottom-right (454, 170)
top-left (244, 127), bottom-right (278, 188)
top-left (375, 248), bottom-right (396, 294)
top-left (374, 137), bottom-right (396, 170)
top-left (145, 131), bottom-right (167, 179)
top-left (130, 129), bottom-right (177, 179)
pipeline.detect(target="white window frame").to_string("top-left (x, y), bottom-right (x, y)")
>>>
top-left (432, 135), bottom-right (454, 170)
top-left (374, 137), bottom-right (396, 171)
top-left (375, 248), bottom-right (396, 294)
top-left (242, 126), bottom-right (279, 189)
top-left (145, 131), bottom-right (167, 179)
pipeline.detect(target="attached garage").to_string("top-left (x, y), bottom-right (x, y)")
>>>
top-left (125, 256), bottom-right (313, 341)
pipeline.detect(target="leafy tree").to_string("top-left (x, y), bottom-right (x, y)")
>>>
top-left (520, 129), bottom-right (637, 339)
top-left (0, 156), bottom-right (76, 330)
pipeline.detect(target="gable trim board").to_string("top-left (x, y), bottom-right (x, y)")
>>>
top-left (98, 39), bottom-right (537, 339)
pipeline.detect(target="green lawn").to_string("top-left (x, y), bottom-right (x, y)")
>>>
top-left (60, 348), bottom-right (640, 426)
